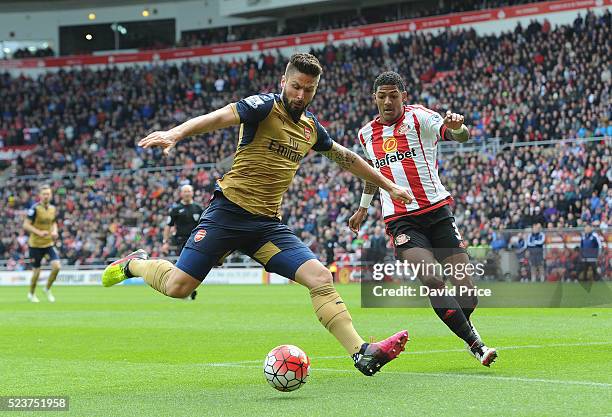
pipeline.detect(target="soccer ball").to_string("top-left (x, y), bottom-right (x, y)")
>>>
top-left (263, 345), bottom-right (310, 392)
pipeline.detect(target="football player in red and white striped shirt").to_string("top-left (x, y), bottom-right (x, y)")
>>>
top-left (349, 71), bottom-right (497, 367)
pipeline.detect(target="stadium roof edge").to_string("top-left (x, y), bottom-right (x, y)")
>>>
top-left (0, 0), bottom-right (181, 13)
top-left (223, 0), bottom-right (411, 19)
top-left (1, 0), bottom-right (610, 72)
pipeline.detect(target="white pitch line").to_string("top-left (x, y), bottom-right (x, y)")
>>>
top-left (207, 364), bottom-right (612, 389)
top-left (293, 367), bottom-right (612, 388)
top-left (205, 341), bottom-right (612, 366)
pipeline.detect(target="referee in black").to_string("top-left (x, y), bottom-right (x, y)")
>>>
top-left (163, 184), bottom-right (204, 300)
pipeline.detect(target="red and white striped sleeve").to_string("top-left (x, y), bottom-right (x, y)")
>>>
top-left (358, 127), bottom-right (372, 161)
top-left (413, 105), bottom-right (446, 144)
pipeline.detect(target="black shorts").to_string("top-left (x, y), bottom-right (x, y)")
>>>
top-left (385, 204), bottom-right (467, 263)
top-left (176, 191), bottom-right (317, 281)
top-left (528, 249), bottom-right (544, 266)
top-left (29, 246), bottom-right (59, 268)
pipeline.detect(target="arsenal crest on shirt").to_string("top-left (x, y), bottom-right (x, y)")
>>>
top-left (194, 229), bottom-right (207, 242)
top-left (304, 127), bottom-right (312, 142)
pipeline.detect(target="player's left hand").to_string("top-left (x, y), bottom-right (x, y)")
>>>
top-left (51, 231), bottom-right (59, 240)
top-left (348, 208), bottom-right (368, 234)
top-left (388, 185), bottom-right (413, 205)
top-left (138, 130), bottom-right (181, 156)
top-left (444, 110), bottom-right (464, 130)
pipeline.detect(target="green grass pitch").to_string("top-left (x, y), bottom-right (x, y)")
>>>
top-left (1, 285), bottom-right (611, 417)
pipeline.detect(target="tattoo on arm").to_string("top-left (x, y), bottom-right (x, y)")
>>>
top-left (364, 181), bottom-right (378, 194)
top-left (362, 159), bottom-right (378, 194)
top-left (320, 142), bottom-right (358, 170)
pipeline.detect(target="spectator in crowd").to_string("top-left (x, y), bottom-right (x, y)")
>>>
top-left (580, 224), bottom-right (604, 281)
top-left (526, 223), bottom-right (546, 282)
top-left (9, 46), bottom-right (54, 59)
top-left (367, 226), bottom-right (387, 264)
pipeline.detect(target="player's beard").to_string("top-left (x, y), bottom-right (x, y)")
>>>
top-left (281, 91), bottom-right (308, 123)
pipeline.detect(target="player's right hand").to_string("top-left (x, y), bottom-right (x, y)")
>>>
top-left (349, 208), bottom-right (368, 233)
top-left (388, 185), bottom-right (413, 205)
top-left (38, 230), bottom-right (50, 238)
top-left (138, 130), bottom-right (181, 156)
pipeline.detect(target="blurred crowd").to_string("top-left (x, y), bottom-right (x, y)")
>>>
top-left (3, 11), bottom-right (609, 173)
top-left (9, 46), bottom-right (54, 59)
top-left (0, 11), bottom-right (610, 270)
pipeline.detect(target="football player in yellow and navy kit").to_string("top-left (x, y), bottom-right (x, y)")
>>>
top-left (102, 53), bottom-right (412, 376)
top-left (23, 184), bottom-right (60, 303)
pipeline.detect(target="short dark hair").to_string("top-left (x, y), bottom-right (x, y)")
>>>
top-left (286, 53), bottom-right (322, 77)
top-left (38, 184), bottom-right (51, 192)
top-left (373, 71), bottom-right (406, 92)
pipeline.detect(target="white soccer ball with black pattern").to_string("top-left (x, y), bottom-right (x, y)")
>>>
top-left (263, 345), bottom-right (310, 392)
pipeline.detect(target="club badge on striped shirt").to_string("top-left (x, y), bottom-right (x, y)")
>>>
top-left (394, 234), bottom-right (410, 246)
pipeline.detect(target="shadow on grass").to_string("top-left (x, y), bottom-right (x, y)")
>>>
top-left (260, 395), bottom-right (311, 401)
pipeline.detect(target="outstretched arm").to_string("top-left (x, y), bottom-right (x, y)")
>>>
top-left (319, 142), bottom-right (413, 204)
top-left (138, 104), bottom-right (240, 155)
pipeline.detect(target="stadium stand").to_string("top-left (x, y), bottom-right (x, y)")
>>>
top-left (0, 10), bottom-right (610, 275)
top-left (179, 0), bottom-right (539, 47)
top-left (3, 10), bottom-right (609, 167)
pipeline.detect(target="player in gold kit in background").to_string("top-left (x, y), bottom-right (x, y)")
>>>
top-left (23, 184), bottom-right (61, 303)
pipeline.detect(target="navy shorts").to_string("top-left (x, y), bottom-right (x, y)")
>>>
top-left (176, 192), bottom-right (317, 281)
top-left (29, 246), bottom-right (59, 268)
